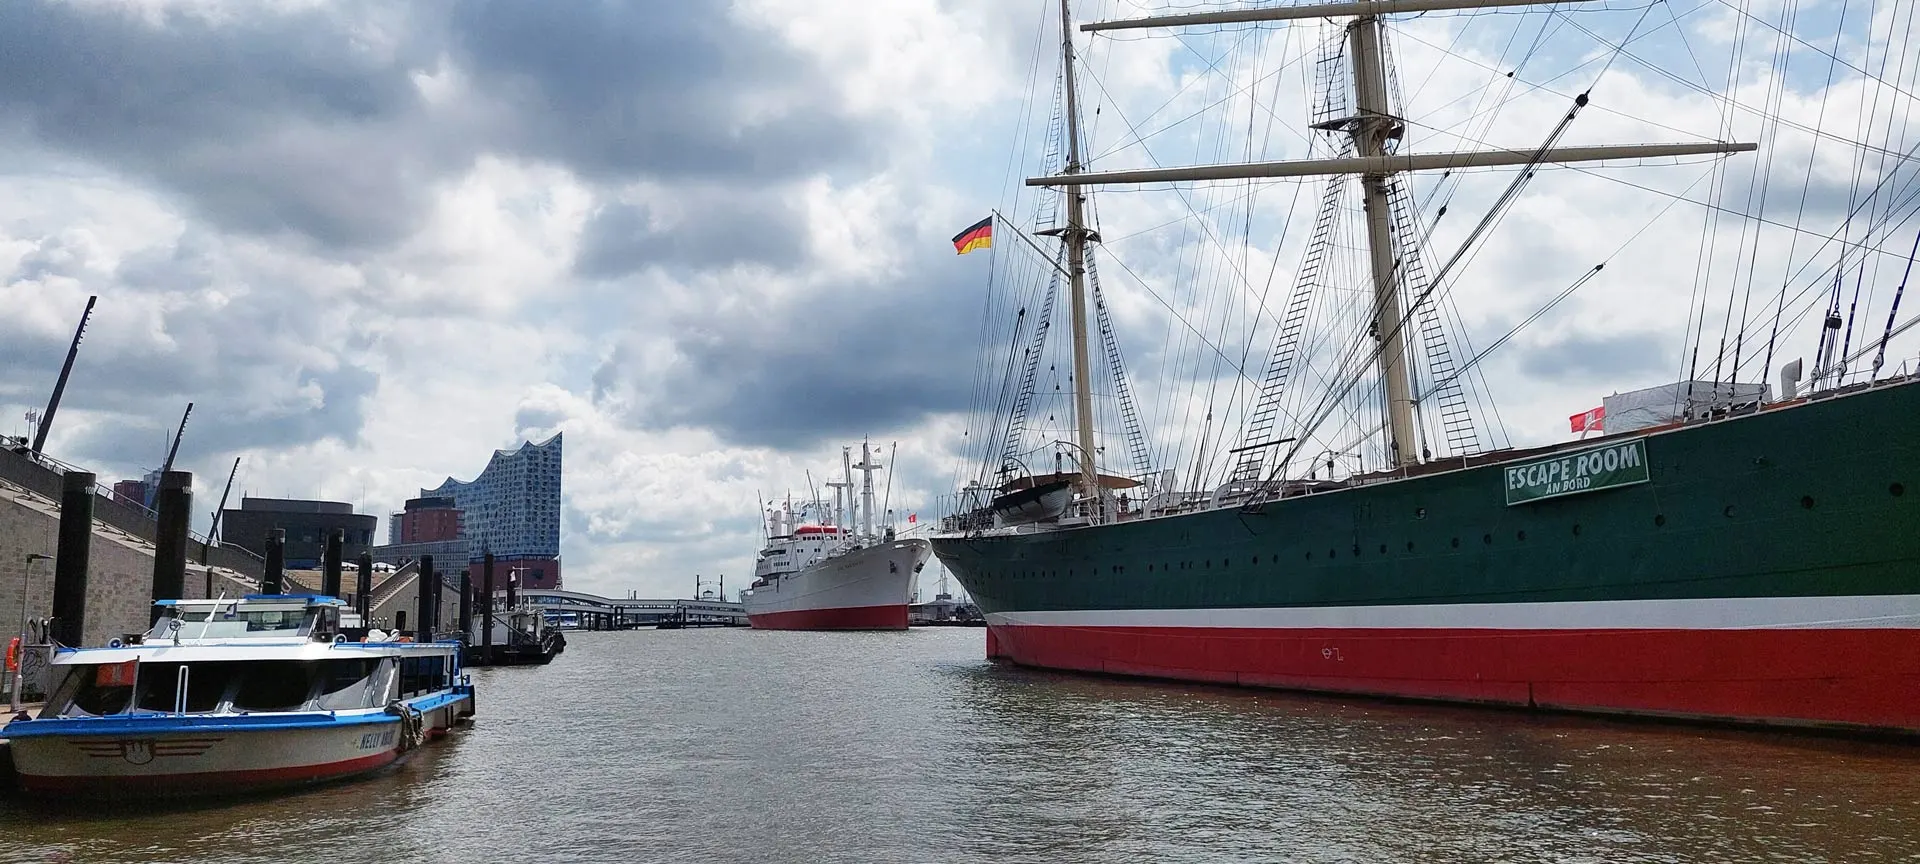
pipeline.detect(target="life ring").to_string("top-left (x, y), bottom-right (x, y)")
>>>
top-left (4, 637), bottom-right (17, 672)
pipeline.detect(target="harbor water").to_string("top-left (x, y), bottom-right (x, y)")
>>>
top-left (4, 627), bottom-right (1918, 863)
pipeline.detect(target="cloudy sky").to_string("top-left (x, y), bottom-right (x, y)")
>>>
top-left (2, 0), bottom-right (1915, 600)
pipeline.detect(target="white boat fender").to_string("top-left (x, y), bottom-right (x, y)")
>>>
top-left (333, 633), bottom-right (347, 644)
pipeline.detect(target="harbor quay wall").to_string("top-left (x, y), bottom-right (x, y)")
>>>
top-left (0, 446), bottom-right (265, 580)
top-left (0, 479), bottom-right (254, 650)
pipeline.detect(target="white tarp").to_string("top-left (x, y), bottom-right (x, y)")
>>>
top-left (1602, 380), bottom-right (1770, 434)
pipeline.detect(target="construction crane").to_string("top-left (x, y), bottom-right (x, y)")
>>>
top-left (30, 295), bottom-right (97, 457)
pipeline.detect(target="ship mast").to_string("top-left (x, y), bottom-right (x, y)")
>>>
top-left (1350, 14), bottom-right (1416, 467)
top-left (841, 446), bottom-right (856, 536)
top-left (1059, 0), bottom-right (1101, 513)
top-left (855, 440), bottom-right (882, 538)
top-left (1047, 0), bottom-right (1758, 471)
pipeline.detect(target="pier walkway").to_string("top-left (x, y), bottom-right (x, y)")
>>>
top-left (518, 589), bottom-right (746, 629)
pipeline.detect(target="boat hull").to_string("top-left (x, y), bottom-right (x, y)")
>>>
top-left (744, 540), bottom-right (930, 631)
top-left (982, 606), bottom-right (1920, 733)
top-left (6, 692), bottom-right (473, 798)
top-left (935, 377), bottom-right (1920, 735)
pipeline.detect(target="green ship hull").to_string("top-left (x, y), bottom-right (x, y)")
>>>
top-left (932, 375), bottom-right (1920, 735)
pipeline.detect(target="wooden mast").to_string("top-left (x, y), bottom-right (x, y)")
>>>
top-left (1036, 0), bottom-right (1757, 469)
top-left (1059, 0), bottom-right (1102, 514)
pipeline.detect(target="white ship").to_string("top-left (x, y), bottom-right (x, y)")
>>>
top-left (742, 442), bottom-right (931, 630)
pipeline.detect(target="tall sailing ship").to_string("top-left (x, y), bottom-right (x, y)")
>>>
top-left (933, 0), bottom-right (1920, 734)
top-left (744, 442), bottom-right (932, 630)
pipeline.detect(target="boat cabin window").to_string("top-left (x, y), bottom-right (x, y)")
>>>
top-left (44, 663), bottom-right (137, 717)
top-left (397, 655), bottom-right (448, 699)
top-left (314, 658), bottom-right (380, 710)
top-left (229, 660), bottom-right (319, 712)
top-left (135, 661), bottom-right (241, 714)
top-left (310, 607), bottom-right (340, 641)
top-left (41, 656), bottom-right (399, 716)
top-left (142, 605), bottom-right (316, 641)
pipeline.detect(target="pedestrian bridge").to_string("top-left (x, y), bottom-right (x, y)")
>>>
top-left (518, 589), bottom-right (746, 629)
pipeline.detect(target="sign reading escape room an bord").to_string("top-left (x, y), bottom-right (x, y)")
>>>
top-left (1503, 438), bottom-right (1649, 506)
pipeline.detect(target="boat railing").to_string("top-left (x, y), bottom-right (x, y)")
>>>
top-left (173, 664), bottom-right (189, 715)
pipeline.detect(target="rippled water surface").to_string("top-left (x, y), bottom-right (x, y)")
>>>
top-left (4, 628), bottom-right (1919, 862)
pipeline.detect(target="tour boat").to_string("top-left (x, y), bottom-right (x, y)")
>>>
top-left (1, 594), bottom-right (475, 798)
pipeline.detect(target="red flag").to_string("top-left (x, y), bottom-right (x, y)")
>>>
top-left (1570, 405), bottom-right (1605, 433)
top-left (95, 659), bottom-right (137, 687)
top-left (907, 513), bottom-right (917, 523)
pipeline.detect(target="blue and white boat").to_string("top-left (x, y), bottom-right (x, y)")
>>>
top-left (1, 594), bottom-right (474, 799)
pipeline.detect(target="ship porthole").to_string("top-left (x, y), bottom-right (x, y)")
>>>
top-left (1801, 496), bottom-right (1815, 510)
top-left (1723, 505), bottom-right (1735, 518)
top-left (1571, 524), bottom-right (1582, 536)
top-left (1892, 483), bottom-right (1906, 497)
top-left (1378, 544), bottom-right (1387, 554)
top-left (1415, 507), bottom-right (1427, 519)
top-left (1516, 531), bottom-right (1526, 542)
top-left (1451, 537), bottom-right (1460, 548)
top-left (1654, 514), bottom-right (1667, 527)
top-left (1482, 534), bottom-right (1492, 545)
top-left (1405, 541), bottom-right (1415, 552)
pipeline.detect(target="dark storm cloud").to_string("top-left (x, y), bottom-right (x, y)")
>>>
top-left (0, 0), bottom-right (442, 248)
top-left (574, 197), bottom-right (810, 278)
top-left (62, 361), bottom-right (376, 471)
top-left (592, 263), bottom-right (987, 449)
top-left (0, 0), bottom-right (870, 253)
top-left (444, 0), bottom-right (870, 183)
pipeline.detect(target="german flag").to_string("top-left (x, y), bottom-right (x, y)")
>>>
top-left (952, 216), bottom-right (993, 255)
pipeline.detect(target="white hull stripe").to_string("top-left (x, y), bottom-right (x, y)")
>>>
top-left (984, 594), bottom-right (1920, 631)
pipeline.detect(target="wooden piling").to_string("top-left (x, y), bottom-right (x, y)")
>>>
top-left (51, 471), bottom-right (94, 646)
top-left (150, 470), bottom-right (192, 620)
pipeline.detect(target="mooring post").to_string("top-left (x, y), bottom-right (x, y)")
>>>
top-left (417, 555), bottom-right (435, 641)
top-left (322, 528), bottom-right (344, 599)
top-left (150, 470), bottom-right (192, 623)
top-left (356, 552), bottom-right (373, 620)
top-left (428, 558), bottom-right (442, 637)
top-left (481, 553), bottom-right (495, 657)
top-left (51, 471), bottom-right (95, 647)
top-left (459, 570), bottom-right (473, 643)
top-left (262, 529), bottom-right (285, 594)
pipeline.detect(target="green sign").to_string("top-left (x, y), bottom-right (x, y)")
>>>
top-left (1503, 438), bottom-right (1649, 506)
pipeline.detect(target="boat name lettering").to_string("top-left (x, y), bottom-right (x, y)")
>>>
top-left (359, 729), bottom-right (397, 750)
top-left (1504, 439), bottom-right (1649, 505)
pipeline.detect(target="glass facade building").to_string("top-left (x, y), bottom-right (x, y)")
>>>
top-left (418, 433), bottom-right (562, 585)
